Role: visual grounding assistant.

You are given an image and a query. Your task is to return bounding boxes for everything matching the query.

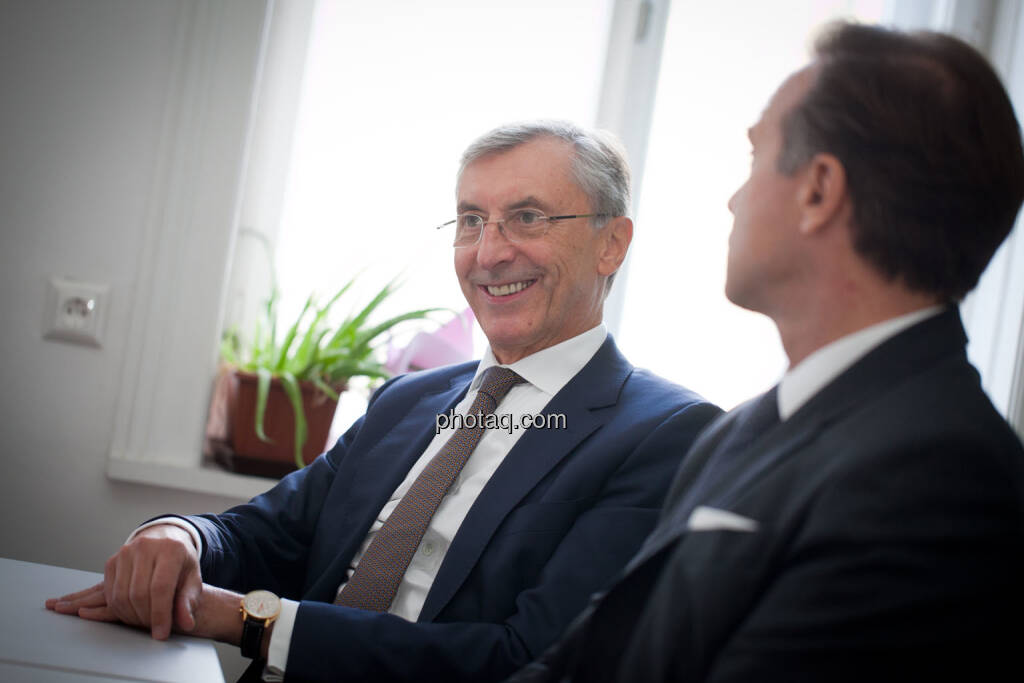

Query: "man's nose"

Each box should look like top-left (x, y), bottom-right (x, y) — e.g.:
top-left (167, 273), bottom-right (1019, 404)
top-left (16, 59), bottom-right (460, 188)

top-left (474, 221), bottom-right (516, 268)
top-left (727, 186), bottom-right (740, 214)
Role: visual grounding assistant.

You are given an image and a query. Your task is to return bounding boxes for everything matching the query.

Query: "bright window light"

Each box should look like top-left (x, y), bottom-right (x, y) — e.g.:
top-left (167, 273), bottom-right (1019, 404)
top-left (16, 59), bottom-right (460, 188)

top-left (618, 0), bottom-right (884, 409)
top-left (273, 0), bottom-right (614, 429)
top-left (274, 0), bottom-right (614, 342)
top-left (274, 0), bottom-right (885, 421)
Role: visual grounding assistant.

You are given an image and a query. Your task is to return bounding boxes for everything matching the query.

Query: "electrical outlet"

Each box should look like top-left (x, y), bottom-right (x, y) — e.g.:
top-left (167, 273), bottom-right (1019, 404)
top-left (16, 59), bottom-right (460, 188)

top-left (43, 276), bottom-right (109, 348)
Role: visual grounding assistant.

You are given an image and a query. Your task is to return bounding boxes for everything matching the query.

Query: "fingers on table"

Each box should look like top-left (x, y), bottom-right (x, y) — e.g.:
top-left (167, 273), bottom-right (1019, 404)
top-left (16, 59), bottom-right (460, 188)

top-left (149, 555), bottom-right (188, 639)
top-left (78, 604), bottom-right (118, 622)
top-left (105, 551), bottom-right (136, 626)
top-left (48, 534), bottom-right (201, 641)
top-left (105, 545), bottom-right (154, 628)
top-left (47, 583), bottom-right (106, 613)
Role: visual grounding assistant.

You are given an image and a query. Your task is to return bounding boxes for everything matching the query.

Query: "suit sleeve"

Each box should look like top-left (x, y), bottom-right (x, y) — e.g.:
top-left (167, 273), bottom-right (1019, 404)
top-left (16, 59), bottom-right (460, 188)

top-left (185, 419), bottom-right (355, 598)
top-left (185, 376), bottom-right (404, 598)
top-left (283, 400), bottom-right (722, 682)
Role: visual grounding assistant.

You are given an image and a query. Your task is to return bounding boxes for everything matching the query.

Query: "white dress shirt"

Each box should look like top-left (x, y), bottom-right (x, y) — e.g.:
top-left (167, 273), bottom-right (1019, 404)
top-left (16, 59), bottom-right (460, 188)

top-left (136, 324), bottom-right (607, 679)
top-left (777, 306), bottom-right (944, 420)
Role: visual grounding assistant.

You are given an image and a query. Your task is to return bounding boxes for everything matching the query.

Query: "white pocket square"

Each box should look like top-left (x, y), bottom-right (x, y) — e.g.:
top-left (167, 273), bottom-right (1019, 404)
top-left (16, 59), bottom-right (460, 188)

top-left (687, 505), bottom-right (760, 532)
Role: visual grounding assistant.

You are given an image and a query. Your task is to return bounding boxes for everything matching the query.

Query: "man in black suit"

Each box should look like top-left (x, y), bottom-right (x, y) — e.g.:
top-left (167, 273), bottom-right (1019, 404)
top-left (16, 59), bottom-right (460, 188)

top-left (511, 22), bottom-right (1024, 682)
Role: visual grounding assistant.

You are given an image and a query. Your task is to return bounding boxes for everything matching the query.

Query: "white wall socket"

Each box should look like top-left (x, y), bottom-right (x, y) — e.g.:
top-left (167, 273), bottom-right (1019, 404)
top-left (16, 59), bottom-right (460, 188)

top-left (43, 276), bottom-right (110, 348)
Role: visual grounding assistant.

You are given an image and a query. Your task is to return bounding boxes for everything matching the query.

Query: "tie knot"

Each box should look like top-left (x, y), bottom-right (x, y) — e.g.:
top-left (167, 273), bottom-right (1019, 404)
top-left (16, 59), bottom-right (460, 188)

top-left (477, 366), bottom-right (526, 405)
top-left (728, 386), bottom-right (779, 450)
top-left (749, 386), bottom-right (779, 424)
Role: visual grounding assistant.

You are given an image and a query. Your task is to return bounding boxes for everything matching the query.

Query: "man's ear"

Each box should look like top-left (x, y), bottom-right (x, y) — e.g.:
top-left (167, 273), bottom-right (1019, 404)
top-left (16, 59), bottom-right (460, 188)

top-left (597, 216), bottom-right (633, 277)
top-left (797, 153), bottom-right (847, 235)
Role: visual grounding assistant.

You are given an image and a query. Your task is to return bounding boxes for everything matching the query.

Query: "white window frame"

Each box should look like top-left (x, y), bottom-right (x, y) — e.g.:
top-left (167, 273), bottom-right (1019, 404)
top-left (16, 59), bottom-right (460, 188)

top-left (595, 0), bottom-right (673, 334)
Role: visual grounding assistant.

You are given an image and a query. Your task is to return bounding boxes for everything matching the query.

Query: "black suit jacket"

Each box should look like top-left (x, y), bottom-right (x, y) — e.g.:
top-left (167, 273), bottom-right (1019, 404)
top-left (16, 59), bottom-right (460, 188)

top-left (513, 309), bottom-right (1024, 682)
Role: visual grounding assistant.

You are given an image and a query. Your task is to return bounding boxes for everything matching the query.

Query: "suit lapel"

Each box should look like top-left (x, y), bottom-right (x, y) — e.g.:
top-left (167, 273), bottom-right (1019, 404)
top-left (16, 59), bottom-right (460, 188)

top-left (305, 369), bottom-right (474, 602)
top-left (635, 308), bottom-right (968, 564)
top-left (632, 400), bottom-right (763, 562)
top-left (418, 338), bottom-right (632, 621)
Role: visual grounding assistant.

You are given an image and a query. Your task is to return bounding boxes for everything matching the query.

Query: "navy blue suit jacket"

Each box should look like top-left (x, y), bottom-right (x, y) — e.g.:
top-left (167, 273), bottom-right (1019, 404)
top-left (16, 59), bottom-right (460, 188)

top-left (185, 336), bottom-right (721, 681)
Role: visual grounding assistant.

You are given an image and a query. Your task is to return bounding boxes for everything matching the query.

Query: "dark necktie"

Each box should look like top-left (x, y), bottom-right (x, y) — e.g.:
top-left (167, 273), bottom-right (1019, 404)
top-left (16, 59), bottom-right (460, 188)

top-left (716, 386), bottom-right (780, 455)
top-left (678, 386), bottom-right (780, 510)
top-left (335, 365), bottom-right (526, 612)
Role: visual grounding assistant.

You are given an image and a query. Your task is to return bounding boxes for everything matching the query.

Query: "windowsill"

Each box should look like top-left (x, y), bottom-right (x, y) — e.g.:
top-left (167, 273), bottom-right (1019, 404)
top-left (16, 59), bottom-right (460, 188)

top-left (106, 455), bottom-right (275, 501)
top-left (106, 387), bottom-right (370, 501)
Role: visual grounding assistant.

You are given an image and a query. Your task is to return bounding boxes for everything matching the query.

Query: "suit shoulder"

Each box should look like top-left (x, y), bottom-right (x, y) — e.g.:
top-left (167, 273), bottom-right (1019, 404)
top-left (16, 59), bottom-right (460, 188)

top-left (623, 367), bottom-right (719, 414)
top-left (829, 357), bottom-right (1022, 459)
top-left (809, 362), bottom-right (1024, 516)
top-left (370, 360), bottom-right (477, 400)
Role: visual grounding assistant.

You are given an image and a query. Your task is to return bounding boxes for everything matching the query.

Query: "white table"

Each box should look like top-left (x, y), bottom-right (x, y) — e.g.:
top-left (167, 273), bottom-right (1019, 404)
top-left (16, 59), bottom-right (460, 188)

top-left (0, 557), bottom-right (225, 682)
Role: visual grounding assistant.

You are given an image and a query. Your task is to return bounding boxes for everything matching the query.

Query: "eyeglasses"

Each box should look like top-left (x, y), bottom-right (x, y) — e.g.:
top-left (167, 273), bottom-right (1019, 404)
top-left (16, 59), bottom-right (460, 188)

top-left (435, 209), bottom-right (610, 247)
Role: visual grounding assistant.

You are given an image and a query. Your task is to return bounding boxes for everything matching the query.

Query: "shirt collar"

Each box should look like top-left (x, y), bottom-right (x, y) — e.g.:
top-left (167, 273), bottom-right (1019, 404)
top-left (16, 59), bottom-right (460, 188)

top-left (777, 305), bottom-right (945, 420)
top-left (473, 324), bottom-right (608, 397)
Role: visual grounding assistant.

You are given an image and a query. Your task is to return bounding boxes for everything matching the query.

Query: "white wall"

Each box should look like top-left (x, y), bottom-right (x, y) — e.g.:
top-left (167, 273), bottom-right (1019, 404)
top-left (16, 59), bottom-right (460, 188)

top-left (0, 2), bottom-right (267, 675)
top-left (0, 0), bottom-right (265, 566)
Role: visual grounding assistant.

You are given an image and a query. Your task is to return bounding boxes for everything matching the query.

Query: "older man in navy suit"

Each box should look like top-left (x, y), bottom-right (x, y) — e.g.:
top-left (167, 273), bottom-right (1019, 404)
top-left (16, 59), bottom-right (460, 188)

top-left (48, 121), bottom-right (720, 681)
top-left (511, 23), bottom-right (1024, 683)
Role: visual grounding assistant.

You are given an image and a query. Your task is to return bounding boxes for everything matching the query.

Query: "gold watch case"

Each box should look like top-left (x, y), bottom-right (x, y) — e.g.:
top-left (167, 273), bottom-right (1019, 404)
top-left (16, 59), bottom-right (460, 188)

top-left (241, 589), bottom-right (281, 622)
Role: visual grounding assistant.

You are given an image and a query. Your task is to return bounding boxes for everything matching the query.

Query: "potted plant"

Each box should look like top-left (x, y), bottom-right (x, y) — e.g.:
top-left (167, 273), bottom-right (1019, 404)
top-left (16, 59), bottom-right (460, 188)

top-left (211, 277), bottom-right (440, 477)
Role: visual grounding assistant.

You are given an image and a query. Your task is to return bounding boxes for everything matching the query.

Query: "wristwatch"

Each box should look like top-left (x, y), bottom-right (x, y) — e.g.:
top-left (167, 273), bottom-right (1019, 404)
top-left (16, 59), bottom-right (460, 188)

top-left (239, 589), bottom-right (281, 659)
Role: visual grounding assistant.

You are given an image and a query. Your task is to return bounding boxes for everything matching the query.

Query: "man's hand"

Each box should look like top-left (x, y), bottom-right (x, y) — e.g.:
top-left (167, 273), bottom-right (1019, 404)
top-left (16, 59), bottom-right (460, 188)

top-left (45, 524), bottom-right (202, 640)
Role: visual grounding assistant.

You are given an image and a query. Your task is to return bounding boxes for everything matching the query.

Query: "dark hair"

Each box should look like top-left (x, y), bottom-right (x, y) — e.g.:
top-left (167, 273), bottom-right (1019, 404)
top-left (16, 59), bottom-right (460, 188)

top-left (778, 22), bottom-right (1024, 301)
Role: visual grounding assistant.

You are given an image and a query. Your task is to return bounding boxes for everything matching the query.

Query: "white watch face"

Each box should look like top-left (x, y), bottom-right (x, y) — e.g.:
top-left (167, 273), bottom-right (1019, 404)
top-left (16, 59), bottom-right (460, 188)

top-left (243, 590), bottom-right (281, 620)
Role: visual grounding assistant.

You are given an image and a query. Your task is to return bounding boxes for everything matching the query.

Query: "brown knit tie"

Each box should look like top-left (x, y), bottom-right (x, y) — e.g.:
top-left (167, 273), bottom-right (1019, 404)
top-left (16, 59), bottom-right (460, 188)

top-left (335, 365), bottom-right (526, 612)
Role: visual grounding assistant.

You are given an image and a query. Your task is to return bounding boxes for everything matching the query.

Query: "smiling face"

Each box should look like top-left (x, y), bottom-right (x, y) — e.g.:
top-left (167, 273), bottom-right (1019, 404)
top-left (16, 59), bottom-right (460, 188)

top-left (726, 67), bottom-right (816, 315)
top-left (454, 136), bottom-right (626, 364)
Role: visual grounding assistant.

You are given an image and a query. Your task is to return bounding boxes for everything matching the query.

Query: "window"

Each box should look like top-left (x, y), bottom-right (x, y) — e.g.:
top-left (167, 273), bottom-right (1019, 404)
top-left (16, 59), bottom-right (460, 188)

top-left (108, 0), bottom-right (1024, 497)
top-left (268, 0), bottom-right (616, 430)
top-left (272, 0), bottom-right (887, 415)
top-left (272, 0), bottom-right (614, 326)
top-left (617, 0), bottom-right (885, 408)
top-left (273, 0), bottom-right (1023, 419)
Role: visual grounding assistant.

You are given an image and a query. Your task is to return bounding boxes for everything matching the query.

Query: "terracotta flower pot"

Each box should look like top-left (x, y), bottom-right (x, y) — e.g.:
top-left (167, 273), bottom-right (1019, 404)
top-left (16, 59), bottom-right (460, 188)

top-left (209, 368), bottom-right (345, 478)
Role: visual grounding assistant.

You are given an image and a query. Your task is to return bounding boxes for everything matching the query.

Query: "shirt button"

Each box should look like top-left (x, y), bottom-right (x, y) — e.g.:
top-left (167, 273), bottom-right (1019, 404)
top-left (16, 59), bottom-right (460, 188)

top-left (422, 542), bottom-right (435, 556)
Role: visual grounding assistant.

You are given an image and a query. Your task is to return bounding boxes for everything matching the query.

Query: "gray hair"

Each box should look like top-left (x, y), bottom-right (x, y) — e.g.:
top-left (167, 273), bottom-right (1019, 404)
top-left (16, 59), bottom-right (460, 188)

top-left (458, 120), bottom-right (632, 228)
